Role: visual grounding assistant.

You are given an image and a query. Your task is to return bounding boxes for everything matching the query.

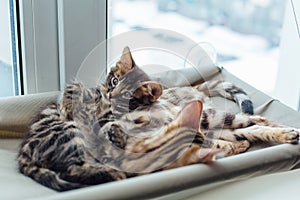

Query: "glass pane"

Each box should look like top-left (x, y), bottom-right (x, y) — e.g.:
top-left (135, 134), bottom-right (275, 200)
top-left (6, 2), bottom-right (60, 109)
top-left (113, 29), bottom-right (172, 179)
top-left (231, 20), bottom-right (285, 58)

top-left (108, 0), bottom-right (287, 96)
top-left (298, 94), bottom-right (300, 112)
top-left (0, 0), bottom-right (20, 97)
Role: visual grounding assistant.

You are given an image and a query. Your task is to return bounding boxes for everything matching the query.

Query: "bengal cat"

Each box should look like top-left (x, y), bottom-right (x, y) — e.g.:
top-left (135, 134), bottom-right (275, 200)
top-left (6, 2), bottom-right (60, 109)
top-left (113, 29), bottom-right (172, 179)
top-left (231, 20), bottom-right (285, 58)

top-left (18, 47), bottom-right (299, 192)
top-left (17, 48), bottom-right (220, 191)
top-left (105, 47), bottom-right (299, 156)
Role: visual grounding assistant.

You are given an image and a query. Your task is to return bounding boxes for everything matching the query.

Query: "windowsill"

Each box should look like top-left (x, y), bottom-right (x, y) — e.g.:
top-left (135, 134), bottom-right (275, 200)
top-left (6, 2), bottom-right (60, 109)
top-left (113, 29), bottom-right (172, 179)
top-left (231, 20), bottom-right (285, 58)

top-left (186, 169), bottom-right (300, 200)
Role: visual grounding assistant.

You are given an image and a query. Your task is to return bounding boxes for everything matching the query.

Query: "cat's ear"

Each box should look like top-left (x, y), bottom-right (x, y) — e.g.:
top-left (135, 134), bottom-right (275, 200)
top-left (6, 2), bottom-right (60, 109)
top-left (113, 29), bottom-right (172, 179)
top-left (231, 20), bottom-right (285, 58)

top-left (177, 100), bottom-right (203, 130)
top-left (143, 81), bottom-right (162, 102)
top-left (119, 46), bottom-right (135, 71)
top-left (133, 81), bottom-right (163, 103)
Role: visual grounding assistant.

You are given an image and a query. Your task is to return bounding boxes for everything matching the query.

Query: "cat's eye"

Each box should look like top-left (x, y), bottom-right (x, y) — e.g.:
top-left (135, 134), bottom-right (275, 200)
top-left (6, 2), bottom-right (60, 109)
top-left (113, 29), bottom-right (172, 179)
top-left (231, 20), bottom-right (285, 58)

top-left (134, 116), bottom-right (145, 124)
top-left (122, 91), bottom-right (132, 99)
top-left (111, 77), bottom-right (119, 87)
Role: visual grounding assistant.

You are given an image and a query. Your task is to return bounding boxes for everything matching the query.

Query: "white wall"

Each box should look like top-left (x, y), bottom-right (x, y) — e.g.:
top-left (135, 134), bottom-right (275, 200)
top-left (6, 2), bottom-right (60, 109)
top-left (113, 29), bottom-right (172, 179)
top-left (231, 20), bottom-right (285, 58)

top-left (0, 0), bottom-right (12, 64)
top-left (275, 0), bottom-right (300, 110)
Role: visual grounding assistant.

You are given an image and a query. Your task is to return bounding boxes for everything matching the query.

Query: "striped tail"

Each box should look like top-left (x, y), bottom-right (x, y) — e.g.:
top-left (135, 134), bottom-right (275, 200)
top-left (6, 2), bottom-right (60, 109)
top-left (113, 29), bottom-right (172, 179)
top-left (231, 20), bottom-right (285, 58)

top-left (18, 158), bottom-right (84, 191)
top-left (18, 148), bottom-right (126, 191)
top-left (195, 80), bottom-right (254, 115)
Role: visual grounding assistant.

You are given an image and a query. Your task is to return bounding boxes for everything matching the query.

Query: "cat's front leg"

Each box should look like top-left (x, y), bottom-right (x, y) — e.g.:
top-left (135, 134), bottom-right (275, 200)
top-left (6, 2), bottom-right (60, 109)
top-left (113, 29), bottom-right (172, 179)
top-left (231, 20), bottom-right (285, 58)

top-left (202, 136), bottom-right (250, 156)
top-left (60, 82), bottom-right (85, 120)
top-left (95, 122), bottom-right (128, 149)
top-left (263, 127), bottom-right (300, 144)
top-left (248, 115), bottom-right (286, 127)
top-left (214, 125), bottom-right (299, 144)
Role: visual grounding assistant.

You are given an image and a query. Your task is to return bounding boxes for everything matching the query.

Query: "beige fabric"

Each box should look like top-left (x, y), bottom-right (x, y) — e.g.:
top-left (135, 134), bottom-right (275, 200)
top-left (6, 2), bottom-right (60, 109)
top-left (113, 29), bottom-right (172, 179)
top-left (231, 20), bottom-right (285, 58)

top-left (0, 66), bottom-right (300, 199)
top-left (0, 130), bottom-right (24, 138)
top-left (0, 91), bottom-right (60, 137)
top-left (185, 169), bottom-right (300, 200)
top-left (151, 65), bottom-right (221, 88)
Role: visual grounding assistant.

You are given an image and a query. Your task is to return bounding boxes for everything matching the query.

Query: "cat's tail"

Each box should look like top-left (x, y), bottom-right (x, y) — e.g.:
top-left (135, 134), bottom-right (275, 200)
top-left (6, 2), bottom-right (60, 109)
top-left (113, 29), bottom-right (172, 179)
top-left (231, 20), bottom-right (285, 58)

top-left (18, 151), bottom-right (126, 191)
top-left (18, 155), bottom-right (85, 191)
top-left (195, 80), bottom-right (254, 115)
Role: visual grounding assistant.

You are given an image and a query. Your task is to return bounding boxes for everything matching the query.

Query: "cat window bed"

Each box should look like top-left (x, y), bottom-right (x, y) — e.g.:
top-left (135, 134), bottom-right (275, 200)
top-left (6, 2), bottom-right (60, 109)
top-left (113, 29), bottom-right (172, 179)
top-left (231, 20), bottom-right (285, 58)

top-left (0, 62), bottom-right (300, 200)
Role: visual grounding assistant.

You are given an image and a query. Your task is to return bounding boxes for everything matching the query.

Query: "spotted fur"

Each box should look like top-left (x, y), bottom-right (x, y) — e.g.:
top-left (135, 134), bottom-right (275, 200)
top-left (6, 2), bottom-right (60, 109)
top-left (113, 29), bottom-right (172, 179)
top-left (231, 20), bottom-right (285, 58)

top-left (105, 47), bottom-right (299, 157)
top-left (18, 46), bottom-right (299, 192)
top-left (18, 48), bottom-right (213, 191)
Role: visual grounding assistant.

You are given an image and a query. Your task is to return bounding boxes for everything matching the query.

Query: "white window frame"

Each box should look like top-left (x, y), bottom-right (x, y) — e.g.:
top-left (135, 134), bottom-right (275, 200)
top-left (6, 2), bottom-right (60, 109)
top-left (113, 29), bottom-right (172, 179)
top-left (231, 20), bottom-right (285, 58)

top-left (17, 0), bottom-right (300, 112)
top-left (274, 0), bottom-right (300, 111)
top-left (19, 0), bottom-right (107, 94)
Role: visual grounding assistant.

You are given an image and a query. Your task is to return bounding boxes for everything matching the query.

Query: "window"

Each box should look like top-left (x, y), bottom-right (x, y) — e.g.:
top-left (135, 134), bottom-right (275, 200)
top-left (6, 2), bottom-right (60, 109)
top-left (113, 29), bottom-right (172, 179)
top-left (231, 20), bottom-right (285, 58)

top-left (0, 0), bottom-right (21, 97)
top-left (14, 0), bottom-right (299, 110)
top-left (108, 0), bottom-right (287, 98)
top-left (19, 0), bottom-right (106, 93)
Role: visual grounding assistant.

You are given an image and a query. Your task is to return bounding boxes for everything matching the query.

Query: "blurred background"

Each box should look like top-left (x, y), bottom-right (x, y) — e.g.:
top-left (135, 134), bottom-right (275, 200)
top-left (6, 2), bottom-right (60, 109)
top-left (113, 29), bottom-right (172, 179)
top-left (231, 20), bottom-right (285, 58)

top-left (1, 0), bottom-right (298, 110)
top-left (108, 0), bottom-right (287, 96)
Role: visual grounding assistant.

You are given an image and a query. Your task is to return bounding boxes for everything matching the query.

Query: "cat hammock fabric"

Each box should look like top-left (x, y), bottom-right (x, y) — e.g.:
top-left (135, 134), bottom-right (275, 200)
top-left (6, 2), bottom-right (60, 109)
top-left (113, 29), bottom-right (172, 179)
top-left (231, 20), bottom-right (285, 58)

top-left (0, 63), bottom-right (300, 200)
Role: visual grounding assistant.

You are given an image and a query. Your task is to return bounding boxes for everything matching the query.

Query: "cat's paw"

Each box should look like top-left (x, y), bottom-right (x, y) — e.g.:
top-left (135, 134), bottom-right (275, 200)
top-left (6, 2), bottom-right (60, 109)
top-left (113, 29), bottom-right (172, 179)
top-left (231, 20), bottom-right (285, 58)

top-left (277, 129), bottom-right (299, 144)
top-left (106, 124), bottom-right (128, 149)
top-left (212, 140), bottom-right (250, 157)
top-left (222, 140), bottom-right (250, 157)
top-left (235, 140), bottom-right (251, 153)
top-left (196, 148), bottom-right (223, 163)
top-left (61, 82), bottom-right (85, 120)
top-left (96, 122), bottom-right (128, 149)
